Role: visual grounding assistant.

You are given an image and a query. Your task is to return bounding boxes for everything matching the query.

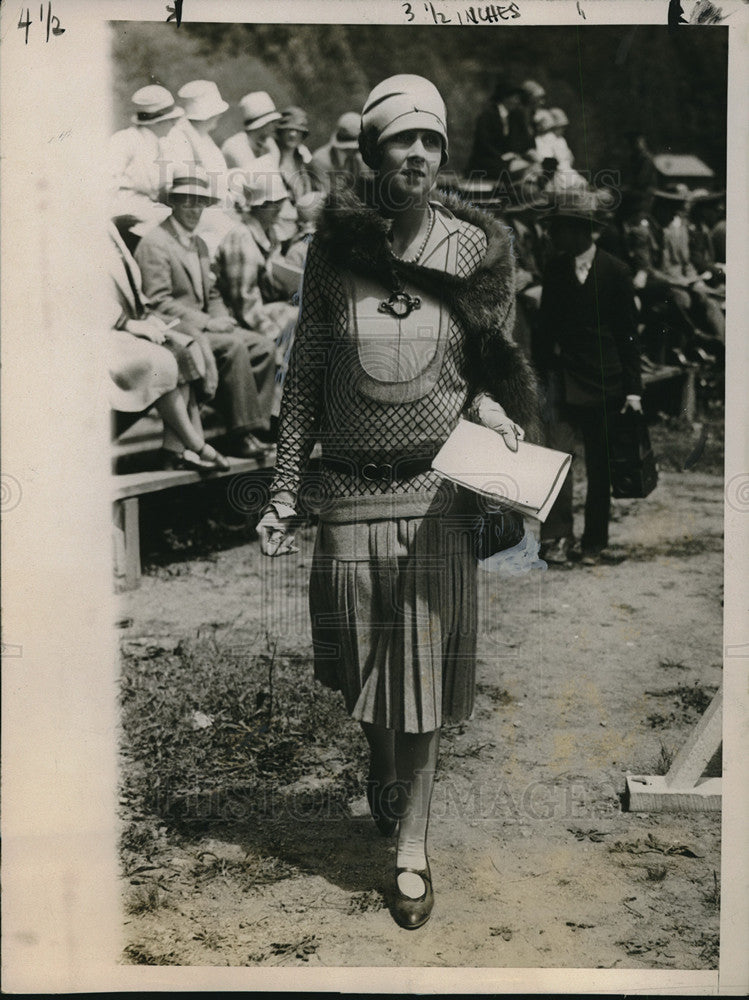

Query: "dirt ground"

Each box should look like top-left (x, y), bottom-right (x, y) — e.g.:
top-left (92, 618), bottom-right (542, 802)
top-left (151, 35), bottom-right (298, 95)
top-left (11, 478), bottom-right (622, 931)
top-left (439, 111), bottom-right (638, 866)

top-left (118, 425), bottom-right (723, 970)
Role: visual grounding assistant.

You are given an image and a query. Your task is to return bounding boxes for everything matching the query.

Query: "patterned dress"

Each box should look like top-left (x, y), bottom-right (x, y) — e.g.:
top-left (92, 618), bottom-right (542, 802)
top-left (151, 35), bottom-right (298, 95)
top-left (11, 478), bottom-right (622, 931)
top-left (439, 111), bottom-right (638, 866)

top-left (269, 203), bottom-right (490, 733)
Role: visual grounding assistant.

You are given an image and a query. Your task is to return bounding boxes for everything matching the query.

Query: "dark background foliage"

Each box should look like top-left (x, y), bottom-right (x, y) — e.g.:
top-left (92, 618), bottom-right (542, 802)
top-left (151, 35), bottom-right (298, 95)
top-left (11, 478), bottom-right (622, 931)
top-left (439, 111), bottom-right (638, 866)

top-left (111, 22), bottom-right (727, 184)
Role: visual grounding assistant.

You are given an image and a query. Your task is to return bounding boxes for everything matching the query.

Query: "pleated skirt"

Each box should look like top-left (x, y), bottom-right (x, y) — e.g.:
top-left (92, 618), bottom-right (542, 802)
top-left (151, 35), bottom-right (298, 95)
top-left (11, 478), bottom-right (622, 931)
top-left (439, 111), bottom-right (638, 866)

top-left (309, 511), bottom-right (478, 733)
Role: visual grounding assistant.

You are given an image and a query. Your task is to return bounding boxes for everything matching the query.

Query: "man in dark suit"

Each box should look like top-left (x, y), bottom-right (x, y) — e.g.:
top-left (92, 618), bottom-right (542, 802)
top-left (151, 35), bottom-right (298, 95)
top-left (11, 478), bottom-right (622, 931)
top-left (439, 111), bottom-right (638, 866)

top-left (135, 167), bottom-right (276, 457)
top-left (533, 191), bottom-right (643, 565)
top-left (467, 78), bottom-right (534, 179)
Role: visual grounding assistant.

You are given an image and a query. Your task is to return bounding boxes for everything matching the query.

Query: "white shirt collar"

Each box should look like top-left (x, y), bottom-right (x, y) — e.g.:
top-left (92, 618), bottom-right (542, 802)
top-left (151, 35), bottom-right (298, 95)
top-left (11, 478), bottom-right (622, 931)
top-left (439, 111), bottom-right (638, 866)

top-left (171, 216), bottom-right (198, 250)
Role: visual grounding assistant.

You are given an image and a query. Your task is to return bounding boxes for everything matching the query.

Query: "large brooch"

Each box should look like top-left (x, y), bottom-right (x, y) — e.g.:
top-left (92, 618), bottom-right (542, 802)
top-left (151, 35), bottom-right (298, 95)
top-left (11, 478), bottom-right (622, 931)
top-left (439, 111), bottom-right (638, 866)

top-left (378, 290), bottom-right (422, 320)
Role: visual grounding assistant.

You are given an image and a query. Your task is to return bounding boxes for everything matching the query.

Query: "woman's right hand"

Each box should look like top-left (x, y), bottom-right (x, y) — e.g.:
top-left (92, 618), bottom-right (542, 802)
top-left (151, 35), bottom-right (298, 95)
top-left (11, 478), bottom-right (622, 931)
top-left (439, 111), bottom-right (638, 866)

top-left (257, 507), bottom-right (298, 557)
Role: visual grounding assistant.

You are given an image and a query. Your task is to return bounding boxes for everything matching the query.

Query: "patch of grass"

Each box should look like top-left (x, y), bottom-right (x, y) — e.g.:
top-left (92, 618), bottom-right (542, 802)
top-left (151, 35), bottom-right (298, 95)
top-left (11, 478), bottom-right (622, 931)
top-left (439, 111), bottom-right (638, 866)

top-left (122, 943), bottom-right (178, 965)
top-left (125, 885), bottom-right (167, 916)
top-left (645, 863), bottom-right (668, 882)
top-left (645, 682), bottom-right (719, 732)
top-left (702, 870), bottom-right (721, 910)
top-left (658, 658), bottom-right (689, 671)
top-left (475, 683), bottom-right (514, 706)
top-left (696, 930), bottom-right (720, 966)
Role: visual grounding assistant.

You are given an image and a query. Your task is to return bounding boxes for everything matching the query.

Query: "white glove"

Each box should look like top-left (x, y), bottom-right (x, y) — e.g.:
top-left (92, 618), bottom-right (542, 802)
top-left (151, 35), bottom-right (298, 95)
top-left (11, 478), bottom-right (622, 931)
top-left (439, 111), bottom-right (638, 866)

top-left (257, 503), bottom-right (298, 556)
top-left (474, 394), bottom-right (526, 452)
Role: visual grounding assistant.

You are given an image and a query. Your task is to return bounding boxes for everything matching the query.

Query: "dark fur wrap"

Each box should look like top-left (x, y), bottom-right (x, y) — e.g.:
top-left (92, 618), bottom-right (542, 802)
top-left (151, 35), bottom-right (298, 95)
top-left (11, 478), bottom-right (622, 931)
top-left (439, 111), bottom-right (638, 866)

top-left (315, 187), bottom-right (542, 441)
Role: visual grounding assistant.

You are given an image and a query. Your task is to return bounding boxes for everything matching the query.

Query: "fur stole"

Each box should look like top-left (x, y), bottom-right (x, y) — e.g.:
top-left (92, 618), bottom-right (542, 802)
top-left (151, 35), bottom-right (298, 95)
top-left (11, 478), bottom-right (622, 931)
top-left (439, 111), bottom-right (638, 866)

top-left (315, 187), bottom-right (541, 441)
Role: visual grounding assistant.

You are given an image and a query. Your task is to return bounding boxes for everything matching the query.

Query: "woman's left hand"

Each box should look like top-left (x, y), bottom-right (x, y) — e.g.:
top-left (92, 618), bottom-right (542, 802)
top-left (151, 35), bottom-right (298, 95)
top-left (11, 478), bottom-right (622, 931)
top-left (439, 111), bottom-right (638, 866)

top-left (474, 395), bottom-right (526, 452)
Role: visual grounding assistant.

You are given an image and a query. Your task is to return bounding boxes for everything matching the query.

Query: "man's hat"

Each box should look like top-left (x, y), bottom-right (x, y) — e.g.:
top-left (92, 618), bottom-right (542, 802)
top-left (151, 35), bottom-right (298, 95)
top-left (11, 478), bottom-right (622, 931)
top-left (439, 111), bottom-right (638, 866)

top-left (167, 165), bottom-right (220, 201)
top-left (542, 187), bottom-right (609, 224)
top-left (130, 85), bottom-right (184, 125)
top-left (178, 80), bottom-right (229, 121)
top-left (520, 79), bottom-right (546, 101)
top-left (240, 91), bottom-right (282, 131)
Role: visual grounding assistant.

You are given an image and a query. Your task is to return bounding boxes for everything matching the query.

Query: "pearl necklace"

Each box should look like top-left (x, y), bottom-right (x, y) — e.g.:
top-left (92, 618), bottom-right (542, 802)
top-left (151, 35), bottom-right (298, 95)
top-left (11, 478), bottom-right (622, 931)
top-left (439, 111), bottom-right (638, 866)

top-left (392, 206), bottom-right (435, 265)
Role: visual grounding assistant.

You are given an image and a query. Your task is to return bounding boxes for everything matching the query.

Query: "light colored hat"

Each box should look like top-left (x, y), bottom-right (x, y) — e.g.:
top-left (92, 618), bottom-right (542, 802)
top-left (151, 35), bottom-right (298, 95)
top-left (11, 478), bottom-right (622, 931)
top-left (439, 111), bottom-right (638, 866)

top-left (178, 80), bottom-right (229, 121)
top-left (278, 106), bottom-right (309, 133)
top-left (167, 165), bottom-right (220, 201)
top-left (549, 107), bottom-right (569, 128)
top-left (243, 171), bottom-right (288, 206)
top-left (240, 91), bottom-right (282, 130)
top-left (130, 85), bottom-right (183, 125)
top-left (331, 112), bottom-right (361, 149)
top-left (533, 109), bottom-right (555, 134)
top-left (360, 75), bottom-right (448, 166)
top-left (544, 187), bottom-right (607, 223)
top-left (520, 79), bottom-right (546, 101)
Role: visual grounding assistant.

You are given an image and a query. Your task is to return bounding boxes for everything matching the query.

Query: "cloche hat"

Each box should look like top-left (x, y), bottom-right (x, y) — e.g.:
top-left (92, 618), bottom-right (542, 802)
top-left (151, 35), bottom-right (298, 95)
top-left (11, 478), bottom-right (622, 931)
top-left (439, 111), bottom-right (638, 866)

top-left (178, 80), bottom-right (229, 121)
top-left (331, 112), bottom-right (361, 150)
top-left (240, 91), bottom-right (282, 131)
top-left (243, 171), bottom-right (288, 207)
top-left (360, 75), bottom-right (448, 167)
top-left (130, 85), bottom-right (183, 125)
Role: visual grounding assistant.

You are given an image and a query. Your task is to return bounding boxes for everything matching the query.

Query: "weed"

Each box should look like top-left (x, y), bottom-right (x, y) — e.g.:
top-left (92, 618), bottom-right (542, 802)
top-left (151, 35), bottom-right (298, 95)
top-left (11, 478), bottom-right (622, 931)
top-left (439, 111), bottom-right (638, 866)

top-left (125, 885), bottom-right (164, 915)
top-left (122, 942), bottom-right (177, 965)
top-left (702, 870), bottom-right (720, 909)
top-left (645, 864), bottom-right (668, 882)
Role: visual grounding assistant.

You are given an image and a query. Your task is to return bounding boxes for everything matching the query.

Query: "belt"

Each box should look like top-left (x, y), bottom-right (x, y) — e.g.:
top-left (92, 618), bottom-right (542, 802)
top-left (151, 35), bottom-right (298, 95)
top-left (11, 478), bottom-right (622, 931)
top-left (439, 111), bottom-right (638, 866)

top-left (321, 454), bottom-right (436, 483)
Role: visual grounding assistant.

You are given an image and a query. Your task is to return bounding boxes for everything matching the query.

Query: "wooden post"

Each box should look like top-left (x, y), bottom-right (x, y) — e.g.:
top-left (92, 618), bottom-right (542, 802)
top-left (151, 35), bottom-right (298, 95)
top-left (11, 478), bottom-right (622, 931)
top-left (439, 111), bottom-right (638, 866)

top-left (626, 684), bottom-right (722, 812)
top-left (681, 367), bottom-right (696, 422)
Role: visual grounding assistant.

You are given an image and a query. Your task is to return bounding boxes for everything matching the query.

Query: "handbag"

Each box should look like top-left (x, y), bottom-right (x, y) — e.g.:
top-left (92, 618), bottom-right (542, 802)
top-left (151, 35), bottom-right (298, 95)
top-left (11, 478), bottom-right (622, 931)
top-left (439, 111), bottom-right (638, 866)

top-left (608, 410), bottom-right (658, 499)
top-left (465, 489), bottom-right (526, 560)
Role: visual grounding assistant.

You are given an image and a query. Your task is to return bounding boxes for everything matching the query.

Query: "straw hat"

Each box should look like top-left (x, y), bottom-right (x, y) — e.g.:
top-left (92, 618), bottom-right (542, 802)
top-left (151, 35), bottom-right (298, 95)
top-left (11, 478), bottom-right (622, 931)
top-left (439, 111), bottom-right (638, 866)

top-left (178, 80), bottom-right (229, 121)
top-left (520, 79), bottom-right (546, 101)
top-left (130, 85), bottom-right (183, 125)
top-left (167, 165), bottom-right (220, 201)
top-left (239, 91), bottom-right (282, 131)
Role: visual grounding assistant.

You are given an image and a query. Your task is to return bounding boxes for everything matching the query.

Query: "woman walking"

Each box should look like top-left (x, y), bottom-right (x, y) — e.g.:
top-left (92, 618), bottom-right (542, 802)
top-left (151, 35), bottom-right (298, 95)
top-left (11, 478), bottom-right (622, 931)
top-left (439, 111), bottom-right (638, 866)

top-left (258, 76), bottom-right (538, 929)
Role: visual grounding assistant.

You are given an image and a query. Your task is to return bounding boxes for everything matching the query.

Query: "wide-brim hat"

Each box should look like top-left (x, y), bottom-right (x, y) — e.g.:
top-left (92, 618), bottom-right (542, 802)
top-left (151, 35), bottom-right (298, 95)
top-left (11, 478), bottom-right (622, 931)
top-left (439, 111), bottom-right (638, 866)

top-left (178, 79), bottom-right (229, 121)
top-left (167, 166), bottom-right (221, 202)
top-left (240, 91), bottom-right (282, 131)
top-left (520, 79), bottom-right (546, 101)
top-left (360, 75), bottom-right (448, 167)
top-left (653, 183), bottom-right (692, 202)
top-left (130, 85), bottom-right (184, 125)
top-left (278, 105), bottom-right (309, 134)
top-left (541, 188), bottom-right (610, 224)
top-left (331, 112), bottom-right (361, 149)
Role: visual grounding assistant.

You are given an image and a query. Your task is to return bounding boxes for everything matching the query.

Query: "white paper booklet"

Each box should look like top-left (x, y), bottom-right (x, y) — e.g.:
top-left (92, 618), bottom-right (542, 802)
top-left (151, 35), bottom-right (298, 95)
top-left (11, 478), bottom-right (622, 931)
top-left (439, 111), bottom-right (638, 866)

top-left (432, 419), bottom-right (573, 522)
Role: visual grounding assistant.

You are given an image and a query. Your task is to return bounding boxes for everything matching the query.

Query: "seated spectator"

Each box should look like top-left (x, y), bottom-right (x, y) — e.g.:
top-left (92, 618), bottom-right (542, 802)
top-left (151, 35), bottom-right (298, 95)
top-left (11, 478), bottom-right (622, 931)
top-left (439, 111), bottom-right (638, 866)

top-left (222, 91), bottom-right (281, 174)
top-left (310, 112), bottom-right (372, 194)
top-left (107, 222), bottom-right (229, 471)
top-left (163, 79), bottom-right (239, 257)
top-left (277, 106), bottom-right (326, 204)
top-left (135, 167), bottom-right (276, 458)
top-left (466, 77), bottom-right (531, 178)
top-left (214, 172), bottom-right (300, 338)
top-left (529, 109), bottom-right (557, 163)
top-left (688, 189), bottom-right (726, 281)
top-left (548, 108), bottom-right (575, 170)
top-left (652, 186), bottom-right (725, 347)
top-left (108, 85), bottom-right (182, 233)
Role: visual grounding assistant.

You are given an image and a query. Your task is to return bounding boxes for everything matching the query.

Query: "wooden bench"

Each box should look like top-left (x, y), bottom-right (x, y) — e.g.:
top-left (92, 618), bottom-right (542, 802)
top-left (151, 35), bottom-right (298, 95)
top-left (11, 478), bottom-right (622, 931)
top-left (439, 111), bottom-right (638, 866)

top-left (642, 363), bottom-right (696, 421)
top-left (112, 450), bottom-right (276, 591)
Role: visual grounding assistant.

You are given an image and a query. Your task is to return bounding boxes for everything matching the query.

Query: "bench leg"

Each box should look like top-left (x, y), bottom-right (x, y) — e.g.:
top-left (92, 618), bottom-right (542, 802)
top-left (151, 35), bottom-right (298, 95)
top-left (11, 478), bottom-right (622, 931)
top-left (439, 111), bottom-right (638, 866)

top-left (113, 498), bottom-right (141, 590)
